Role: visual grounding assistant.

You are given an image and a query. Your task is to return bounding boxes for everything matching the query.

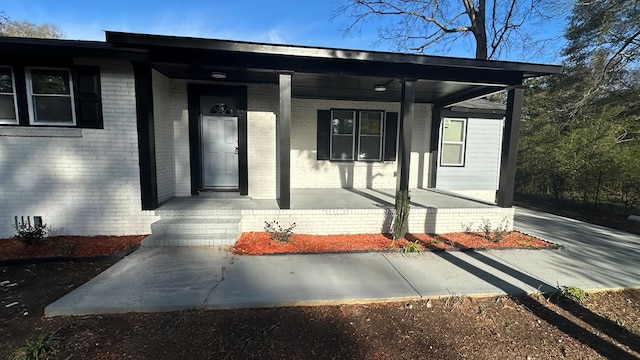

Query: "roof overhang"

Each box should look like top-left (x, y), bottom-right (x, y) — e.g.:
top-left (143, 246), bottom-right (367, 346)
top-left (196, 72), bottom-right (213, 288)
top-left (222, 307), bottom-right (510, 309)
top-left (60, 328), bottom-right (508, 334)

top-left (106, 32), bottom-right (561, 106)
top-left (0, 36), bottom-right (148, 61)
top-left (1, 32), bottom-right (562, 107)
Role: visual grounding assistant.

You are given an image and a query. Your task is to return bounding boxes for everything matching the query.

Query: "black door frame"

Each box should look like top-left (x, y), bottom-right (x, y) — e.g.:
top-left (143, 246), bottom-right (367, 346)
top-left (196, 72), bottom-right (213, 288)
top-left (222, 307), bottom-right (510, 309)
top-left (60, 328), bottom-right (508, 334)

top-left (187, 84), bottom-right (248, 196)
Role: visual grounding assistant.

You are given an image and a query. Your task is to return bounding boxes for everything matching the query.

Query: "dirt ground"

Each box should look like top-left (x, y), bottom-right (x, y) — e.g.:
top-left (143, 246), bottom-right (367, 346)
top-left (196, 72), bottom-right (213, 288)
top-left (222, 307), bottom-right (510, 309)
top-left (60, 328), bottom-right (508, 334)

top-left (1, 258), bottom-right (639, 359)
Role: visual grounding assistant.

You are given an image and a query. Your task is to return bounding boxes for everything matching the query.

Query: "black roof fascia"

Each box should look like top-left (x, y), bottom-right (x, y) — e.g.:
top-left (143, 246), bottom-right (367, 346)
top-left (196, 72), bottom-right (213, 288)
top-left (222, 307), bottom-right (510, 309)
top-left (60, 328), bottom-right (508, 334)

top-left (145, 48), bottom-right (525, 86)
top-left (0, 36), bottom-right (148, 61)
top-left (105, 31), bottom-right (562, 78)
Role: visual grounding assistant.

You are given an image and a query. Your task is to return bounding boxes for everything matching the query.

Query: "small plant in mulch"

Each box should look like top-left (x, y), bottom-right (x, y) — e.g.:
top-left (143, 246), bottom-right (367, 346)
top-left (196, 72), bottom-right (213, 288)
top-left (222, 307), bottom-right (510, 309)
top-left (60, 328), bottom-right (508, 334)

top-left (264, 221), bottom-right (297, 243)
top-left (10, 330), bottom-right (60, 360)
top-left (478, 217), bottom-right (511, 243)
top-left (402, 240), bottom-right (424, 254)
top-left (14, 222), bottom-right (48, 246)
top-left (443, 292), bottom-right (467, 309)
top-left (430, 235), bottom-right (443, 246)
top-left (561, 285), bottom-right (588, 304)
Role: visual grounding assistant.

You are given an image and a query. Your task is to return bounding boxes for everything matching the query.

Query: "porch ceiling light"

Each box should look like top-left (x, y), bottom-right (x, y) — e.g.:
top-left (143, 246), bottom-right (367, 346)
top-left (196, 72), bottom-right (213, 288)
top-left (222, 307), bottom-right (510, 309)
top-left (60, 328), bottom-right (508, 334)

top-left (210, 71), bottom-right (227, 79)
top-left (374, 84), bottom-right (387, 92)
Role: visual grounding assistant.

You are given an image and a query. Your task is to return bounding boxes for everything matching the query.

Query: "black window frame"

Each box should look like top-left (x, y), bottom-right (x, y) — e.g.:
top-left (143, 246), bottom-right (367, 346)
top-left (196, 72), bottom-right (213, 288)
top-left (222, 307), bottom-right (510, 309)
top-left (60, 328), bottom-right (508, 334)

top-left (26, 67), bottom-right (76, 126)
top-left (0, 64), bottom-right (103, 129)
top-left (0, 66), bottom-right (19, 125)
top-left (317, 108), bottom-right (398, 162)
top-left (357, 110), bottom-right (384, 161)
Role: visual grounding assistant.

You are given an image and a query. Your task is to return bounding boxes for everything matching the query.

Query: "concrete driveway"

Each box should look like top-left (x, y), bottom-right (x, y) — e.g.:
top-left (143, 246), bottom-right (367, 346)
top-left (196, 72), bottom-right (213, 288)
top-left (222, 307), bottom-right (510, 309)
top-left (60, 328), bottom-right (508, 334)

top-left (45, 207), bottom-right (640, 316)
top-left (508, 206), bottom-right (640, 290)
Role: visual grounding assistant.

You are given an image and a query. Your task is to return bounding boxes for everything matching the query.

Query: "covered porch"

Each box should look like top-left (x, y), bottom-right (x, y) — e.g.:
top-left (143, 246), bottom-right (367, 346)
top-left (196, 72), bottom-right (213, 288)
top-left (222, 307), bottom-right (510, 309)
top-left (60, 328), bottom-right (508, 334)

top-left (105, 32), bottom-right (562, 216)
top-left (159, 188), bottom-right (498, 211)
top-left (144, 188), bottom-right (513, 246)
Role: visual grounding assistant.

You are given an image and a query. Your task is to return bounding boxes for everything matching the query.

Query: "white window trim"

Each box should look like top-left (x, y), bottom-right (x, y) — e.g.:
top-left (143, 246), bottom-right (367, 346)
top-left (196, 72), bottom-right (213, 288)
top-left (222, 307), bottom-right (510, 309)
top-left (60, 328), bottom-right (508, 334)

top-left (439, 117), bottom-right (467, 167)
top-left (0, 66), bottom-right (19, 125)
top-left (357, 110), bottom-right (383, 161)
top-left (26, 67), bottom-right (76, 126)
top-left (329, 109), bottom-right (356, 161)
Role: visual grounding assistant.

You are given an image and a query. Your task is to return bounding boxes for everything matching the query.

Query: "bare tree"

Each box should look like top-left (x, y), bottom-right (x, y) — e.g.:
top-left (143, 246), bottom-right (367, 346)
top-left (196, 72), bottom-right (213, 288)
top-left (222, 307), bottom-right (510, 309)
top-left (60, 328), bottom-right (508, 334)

top-left (0, 14), bottom-right (63, 39)
top-left (335, 0), bottom-right (562, 60)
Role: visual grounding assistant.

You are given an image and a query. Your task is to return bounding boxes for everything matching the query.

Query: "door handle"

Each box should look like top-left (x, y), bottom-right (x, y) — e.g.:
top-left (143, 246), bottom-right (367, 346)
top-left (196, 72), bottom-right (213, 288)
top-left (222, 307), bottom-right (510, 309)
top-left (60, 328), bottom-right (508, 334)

top-left (235, 147), bottom-right (239, 154)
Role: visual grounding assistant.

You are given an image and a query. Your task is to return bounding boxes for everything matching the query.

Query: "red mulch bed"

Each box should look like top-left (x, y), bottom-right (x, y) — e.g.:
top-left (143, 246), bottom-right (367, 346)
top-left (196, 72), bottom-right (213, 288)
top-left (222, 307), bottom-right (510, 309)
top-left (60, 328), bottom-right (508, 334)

top-left (0, 235), bottom-right (147, 260)
top-left (231, 231), bottom-right (556, 255)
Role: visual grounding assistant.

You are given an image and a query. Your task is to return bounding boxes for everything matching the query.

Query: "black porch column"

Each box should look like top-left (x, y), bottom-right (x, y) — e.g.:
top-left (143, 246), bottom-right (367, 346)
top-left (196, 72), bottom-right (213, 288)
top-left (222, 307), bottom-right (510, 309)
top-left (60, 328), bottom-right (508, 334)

top-left (278, 72), bottom-right (292, 209)
top-left (497, 86), bottom-right (524, 208)
top-left (428, 107), bottom-right (442, 188)
top-left (395, 79), bottom-right (417, 199)
top-left (132, 61), bottom-right (158, 210)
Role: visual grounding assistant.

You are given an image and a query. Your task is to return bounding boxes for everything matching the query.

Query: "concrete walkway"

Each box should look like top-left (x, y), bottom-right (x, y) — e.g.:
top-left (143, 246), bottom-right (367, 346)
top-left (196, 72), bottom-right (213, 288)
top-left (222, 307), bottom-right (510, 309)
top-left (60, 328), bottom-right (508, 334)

top-left (45, 207), bottom-right (640, 316)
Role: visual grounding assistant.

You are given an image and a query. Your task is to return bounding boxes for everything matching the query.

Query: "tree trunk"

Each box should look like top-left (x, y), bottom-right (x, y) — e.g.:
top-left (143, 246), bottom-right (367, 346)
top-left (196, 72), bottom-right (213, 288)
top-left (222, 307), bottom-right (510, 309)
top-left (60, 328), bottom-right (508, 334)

top-left (467, 0), bottom-right (488, 60)
top-left (473, 0), bottom-right (488, 60)
top-left (594, 170), bottom-right (602, 207)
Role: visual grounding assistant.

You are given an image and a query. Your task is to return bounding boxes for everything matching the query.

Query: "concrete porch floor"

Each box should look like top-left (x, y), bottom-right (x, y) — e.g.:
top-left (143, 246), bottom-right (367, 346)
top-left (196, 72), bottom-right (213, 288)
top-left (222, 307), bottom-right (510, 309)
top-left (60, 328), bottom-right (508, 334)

top-left (150, 188), bottom-right (509, 240)
top-left (158, 188), bottom-right (497, 211)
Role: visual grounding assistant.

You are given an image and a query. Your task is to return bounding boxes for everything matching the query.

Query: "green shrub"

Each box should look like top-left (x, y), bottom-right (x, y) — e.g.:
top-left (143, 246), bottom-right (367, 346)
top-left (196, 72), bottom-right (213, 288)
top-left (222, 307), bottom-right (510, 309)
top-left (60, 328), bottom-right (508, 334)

top-left (477, 217), bottom-right (510, 243)
top-left (402, 240), bottom-right (424, 254)
top-left (14, 222), bottom-right (48, 246)
top-left (10, 331), bottom-right (59, 360)
top-left (562, 286), bottom-right (588, 303)
top-left (264, 221), bottom-right (296, 242)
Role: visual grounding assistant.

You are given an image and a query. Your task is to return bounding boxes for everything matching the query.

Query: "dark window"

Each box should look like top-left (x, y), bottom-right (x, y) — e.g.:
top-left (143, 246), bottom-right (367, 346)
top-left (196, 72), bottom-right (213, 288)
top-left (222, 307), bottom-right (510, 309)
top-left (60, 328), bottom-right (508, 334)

top-left (330, 110), bottom-right (356, 160)
top-left (358, 111), bottom-right (383, 161)
top-left (0, 65), bottom-right (102, 128)
top-left (0, 67), bottom-right (18, 124)
top-left (27, 68), bottom-right (75, 125)
top-left (317, 109), bottom-right (398, 162)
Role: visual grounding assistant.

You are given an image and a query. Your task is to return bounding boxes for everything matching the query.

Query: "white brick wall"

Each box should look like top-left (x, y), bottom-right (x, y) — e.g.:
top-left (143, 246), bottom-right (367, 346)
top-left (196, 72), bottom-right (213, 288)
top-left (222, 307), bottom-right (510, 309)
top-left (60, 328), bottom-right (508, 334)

top-left (152, 70), bottom-right (175, 203)
top-left (170, 80), bottom-right (191, 197)
top-left (167, 84), bottom-right (434, 200)
top-left (247, 84), bottom-right (278, 199)
top-left (239, 207), bottom-right (514, 235)
top-left (290, 99), bottom-right (432, 190)
top-left (447, 190), bottom-right (497, 203)
top-left (0, 60), bottom-right (158, 237)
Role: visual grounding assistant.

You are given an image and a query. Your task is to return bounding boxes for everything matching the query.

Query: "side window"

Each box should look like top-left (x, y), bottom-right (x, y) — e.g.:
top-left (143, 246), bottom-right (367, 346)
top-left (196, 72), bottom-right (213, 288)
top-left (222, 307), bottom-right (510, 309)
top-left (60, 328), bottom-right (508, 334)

top-left (330, 109), bottom-right (355, 160)
top-left (440, 118), bottom-right (467, 166)
top-left (26, 68), bottom-right (76, 125)
top-left (0, 67), bottom-right (19, 124)
top-left (358, 110), bottom-right (383, 161)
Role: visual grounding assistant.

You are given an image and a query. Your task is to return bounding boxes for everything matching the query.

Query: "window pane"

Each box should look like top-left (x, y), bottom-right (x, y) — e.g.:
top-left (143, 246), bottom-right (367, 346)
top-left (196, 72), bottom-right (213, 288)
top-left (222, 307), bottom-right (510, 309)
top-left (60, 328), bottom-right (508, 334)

top-left (31, 69), bottom-right (71, 94)
top-left (443, 119), bottom-right (465, 141)
top-left (360, 111), bottom-right (382, 135)
top-left (441, 143), bottom-right (464, 165)
top-left (331, 135), bottom-right (353, 160)
top-left (0, 94), bottom-right (16, 120)
top-left (0, 69), bottom-right (13, 93)
top-left (33, 96), bottom-right (73, 122)
top-left (331, 110), bottom-right (354, 135)
top-left (359, 137), bottom-right (381, 160)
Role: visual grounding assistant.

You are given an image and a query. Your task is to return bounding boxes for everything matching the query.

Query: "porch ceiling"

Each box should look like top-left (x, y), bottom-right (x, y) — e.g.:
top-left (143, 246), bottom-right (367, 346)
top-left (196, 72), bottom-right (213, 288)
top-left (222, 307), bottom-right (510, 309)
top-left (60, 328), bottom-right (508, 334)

top-left (151, 64), bottom-right (499, 104)
top-left (106, 31), bottom-right (562, 106)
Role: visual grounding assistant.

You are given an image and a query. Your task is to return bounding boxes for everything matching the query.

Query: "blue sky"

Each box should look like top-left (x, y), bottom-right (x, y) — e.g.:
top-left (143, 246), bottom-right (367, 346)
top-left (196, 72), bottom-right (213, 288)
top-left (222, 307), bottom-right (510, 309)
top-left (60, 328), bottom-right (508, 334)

top-left (3, 0), bottom-right (566, 62)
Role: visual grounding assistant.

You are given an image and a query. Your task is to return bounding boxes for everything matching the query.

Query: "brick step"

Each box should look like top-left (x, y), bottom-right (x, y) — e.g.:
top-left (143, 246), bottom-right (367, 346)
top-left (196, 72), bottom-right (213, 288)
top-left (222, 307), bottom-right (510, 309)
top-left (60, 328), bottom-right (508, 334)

top-left (142, 233), bottom-right (237, 247)
top-left (155, 209), bottom-right (243, 217)
top-left (145, 214), bottom-right (241, 247)
top-left (151, 217), bottom-right (240, 236)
